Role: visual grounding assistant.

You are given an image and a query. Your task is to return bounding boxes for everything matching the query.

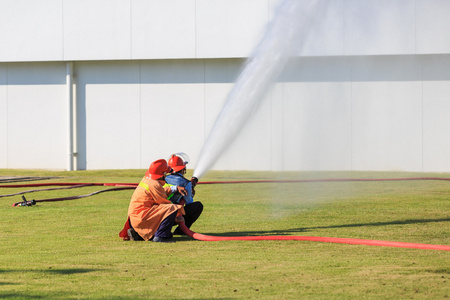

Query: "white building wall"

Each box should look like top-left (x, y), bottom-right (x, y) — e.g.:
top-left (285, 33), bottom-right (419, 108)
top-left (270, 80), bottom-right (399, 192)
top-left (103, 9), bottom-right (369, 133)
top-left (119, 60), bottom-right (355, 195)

top-left (2, 0), bottom-right (450, 62)
top-left (0, 65), bottom-right (7, 167)
top-left (343, 0), bottom-right (416, 56)
top-left (422, 56), bottom-right (450, 172)
top-left (131, 0), bottom-right (197, 59)
top-left (63, 0), bottom-right (132, 61)
top-left (350, 56), bottom-right (423, 171)
top-left (0, 63), bottom-right (67, 169)
top-left (0, 0), bottom-right (450, 173)
top-left (0, 0), bottom-right (64, 61)
top-left (416, 0), bottom-right (450, 54)
top-left (280, 57), bottom-right (353, 171)
top-left (1, 55), bottom-right (450, 172)
top-left (75, 61), bottom-right (141, 169)
top-left (139, 60), bottom-right (206, 169)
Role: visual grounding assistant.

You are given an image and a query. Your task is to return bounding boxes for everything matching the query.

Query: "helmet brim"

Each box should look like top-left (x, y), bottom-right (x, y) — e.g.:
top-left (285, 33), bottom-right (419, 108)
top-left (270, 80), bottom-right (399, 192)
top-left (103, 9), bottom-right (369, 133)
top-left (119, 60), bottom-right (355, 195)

top-left (171, 165), bottom-right (186, 173)
top-left (145, 166), bottom-right (173, 180)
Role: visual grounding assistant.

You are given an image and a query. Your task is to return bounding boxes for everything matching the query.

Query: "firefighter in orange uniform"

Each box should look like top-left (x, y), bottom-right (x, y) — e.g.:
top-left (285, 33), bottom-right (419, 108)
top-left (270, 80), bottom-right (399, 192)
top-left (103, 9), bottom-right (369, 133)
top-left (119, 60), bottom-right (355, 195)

top-left (121, 159), bottom-right (186, 243)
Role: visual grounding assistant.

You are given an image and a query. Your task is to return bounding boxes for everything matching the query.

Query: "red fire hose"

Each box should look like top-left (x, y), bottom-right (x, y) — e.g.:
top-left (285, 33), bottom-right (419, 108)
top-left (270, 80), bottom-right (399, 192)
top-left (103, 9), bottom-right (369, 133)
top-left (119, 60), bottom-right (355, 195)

top-left (3, 177), bottom-right (450, 205)
top-left (177, 222), bottom-right (450, 251)
top-left (2, 176), bottom-right (450, 190)
top-left (3, 178), bottom-right (450, 250)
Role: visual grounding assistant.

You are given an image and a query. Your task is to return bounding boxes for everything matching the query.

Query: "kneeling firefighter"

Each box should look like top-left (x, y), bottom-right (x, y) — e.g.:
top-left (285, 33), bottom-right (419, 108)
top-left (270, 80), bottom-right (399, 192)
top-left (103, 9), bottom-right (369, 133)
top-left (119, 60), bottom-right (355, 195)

top-left (165, 153), bottom-right (203, 235)
top-left (119, 159), bottom-right (187, 243)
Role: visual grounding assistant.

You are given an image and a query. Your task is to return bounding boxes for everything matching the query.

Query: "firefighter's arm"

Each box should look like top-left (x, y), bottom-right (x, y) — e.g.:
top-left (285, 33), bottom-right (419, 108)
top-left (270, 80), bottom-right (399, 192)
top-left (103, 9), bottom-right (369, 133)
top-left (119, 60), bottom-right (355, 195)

top-left (163, 185), bottom-right (187, 197)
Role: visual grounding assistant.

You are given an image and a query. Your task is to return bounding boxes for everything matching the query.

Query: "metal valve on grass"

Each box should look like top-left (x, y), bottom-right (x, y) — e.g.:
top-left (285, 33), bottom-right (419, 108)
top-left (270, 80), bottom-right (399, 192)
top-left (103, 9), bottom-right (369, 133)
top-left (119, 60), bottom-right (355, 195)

top-left (13, 195), bottom-right (36, 207)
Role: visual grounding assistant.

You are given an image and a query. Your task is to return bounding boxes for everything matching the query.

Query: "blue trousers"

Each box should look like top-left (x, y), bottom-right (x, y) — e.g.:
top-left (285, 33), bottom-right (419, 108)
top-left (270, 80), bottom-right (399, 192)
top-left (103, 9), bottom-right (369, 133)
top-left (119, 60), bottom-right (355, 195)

top-left (154, 211), bottom-right (177, 239)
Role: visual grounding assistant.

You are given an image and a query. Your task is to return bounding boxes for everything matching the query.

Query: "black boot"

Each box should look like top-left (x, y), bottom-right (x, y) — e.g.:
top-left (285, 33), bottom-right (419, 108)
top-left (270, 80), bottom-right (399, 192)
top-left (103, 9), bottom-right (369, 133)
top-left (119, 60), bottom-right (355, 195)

top-left (127, 228), bottom-right (144, 241)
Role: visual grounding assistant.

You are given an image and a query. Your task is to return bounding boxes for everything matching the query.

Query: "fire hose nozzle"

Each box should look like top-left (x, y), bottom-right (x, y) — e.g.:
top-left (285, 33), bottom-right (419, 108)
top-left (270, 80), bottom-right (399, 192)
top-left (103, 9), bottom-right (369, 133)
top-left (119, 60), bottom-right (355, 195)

top-left (13, 196), bottom-right (36, 207)
top-left (191, 177), bottom-right (198, 187)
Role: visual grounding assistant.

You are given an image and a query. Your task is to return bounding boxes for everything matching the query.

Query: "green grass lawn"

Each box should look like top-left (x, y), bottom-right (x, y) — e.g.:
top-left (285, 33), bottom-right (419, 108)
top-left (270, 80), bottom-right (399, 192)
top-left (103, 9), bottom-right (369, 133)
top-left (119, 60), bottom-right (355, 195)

top-left (0, 169), bottom-right (449, 299)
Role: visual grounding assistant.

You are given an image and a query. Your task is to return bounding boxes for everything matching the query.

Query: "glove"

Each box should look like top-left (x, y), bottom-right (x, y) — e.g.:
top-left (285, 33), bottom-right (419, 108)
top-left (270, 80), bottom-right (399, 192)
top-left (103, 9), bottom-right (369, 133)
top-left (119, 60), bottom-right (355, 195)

top-left (177, 186), bottom-right (187, 196)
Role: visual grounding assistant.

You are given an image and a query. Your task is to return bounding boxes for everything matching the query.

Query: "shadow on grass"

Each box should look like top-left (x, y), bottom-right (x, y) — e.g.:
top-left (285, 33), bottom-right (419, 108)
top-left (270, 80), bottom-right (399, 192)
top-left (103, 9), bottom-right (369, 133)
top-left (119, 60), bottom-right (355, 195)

top-left (0, 291), bottom-right (154, 300)
top-left (0, 268), bottom-right (102, 275)
top-left (0, 268), bottom-right (103, 299)
top-left (194, 217), bottom-right (450, 237)
top-left (0, 293), bottom-right (46, 299)
top-left (47, 268), bottom-right (98, 275)
top-left (0, 294), bottom-right (148, 300)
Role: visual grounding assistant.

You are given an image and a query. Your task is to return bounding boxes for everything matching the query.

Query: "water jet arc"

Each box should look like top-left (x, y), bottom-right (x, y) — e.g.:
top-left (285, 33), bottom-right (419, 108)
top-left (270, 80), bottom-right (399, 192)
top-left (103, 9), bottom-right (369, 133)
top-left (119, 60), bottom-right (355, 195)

top-left (193, 0), bottom-right (319, 179)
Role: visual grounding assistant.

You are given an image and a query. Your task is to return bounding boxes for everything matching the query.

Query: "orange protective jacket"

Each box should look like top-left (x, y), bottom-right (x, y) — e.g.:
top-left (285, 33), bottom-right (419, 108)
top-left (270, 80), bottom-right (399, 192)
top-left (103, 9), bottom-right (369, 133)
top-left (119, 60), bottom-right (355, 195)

top-left (127, 176), bottom-right (184, 241)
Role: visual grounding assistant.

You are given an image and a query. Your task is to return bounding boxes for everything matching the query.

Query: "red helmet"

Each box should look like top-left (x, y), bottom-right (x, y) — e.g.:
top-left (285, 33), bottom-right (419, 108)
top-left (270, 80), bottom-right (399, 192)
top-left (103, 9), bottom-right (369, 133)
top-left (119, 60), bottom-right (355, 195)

top-left (168, 152), bottom-right (190, 172)
top-left (145, 159), bottom-right (172, 180)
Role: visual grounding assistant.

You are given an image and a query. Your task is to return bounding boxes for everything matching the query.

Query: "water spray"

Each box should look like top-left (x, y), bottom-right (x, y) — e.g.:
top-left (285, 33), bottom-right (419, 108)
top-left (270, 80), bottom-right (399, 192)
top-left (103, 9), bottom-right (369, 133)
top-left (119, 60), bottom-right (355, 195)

top-left (193, 0), bottom-right (321, 179)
